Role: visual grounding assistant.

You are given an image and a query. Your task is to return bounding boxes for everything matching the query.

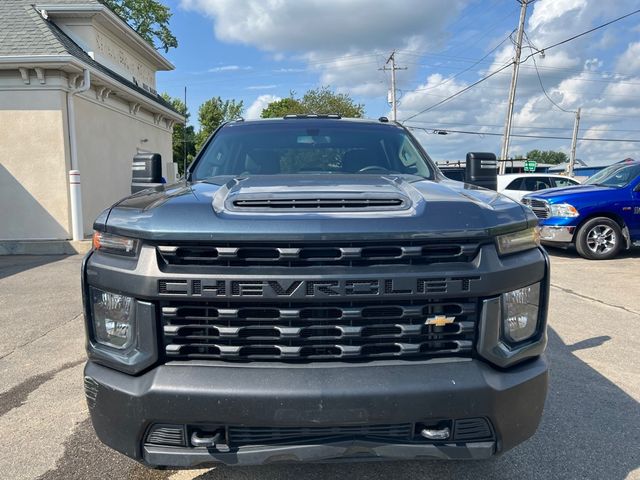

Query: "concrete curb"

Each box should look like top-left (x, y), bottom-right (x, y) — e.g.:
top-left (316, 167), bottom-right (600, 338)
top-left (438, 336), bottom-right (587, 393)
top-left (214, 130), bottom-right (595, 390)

top-left (0, 240), bottom-right (92, 255)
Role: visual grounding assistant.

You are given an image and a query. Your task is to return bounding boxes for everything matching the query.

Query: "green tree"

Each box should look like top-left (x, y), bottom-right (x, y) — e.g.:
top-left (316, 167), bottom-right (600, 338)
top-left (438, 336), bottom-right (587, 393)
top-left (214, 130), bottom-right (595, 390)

top-left (260, 87), bottom-right (365, 118)
top-left (161, 93), bottom-right (196, 176)
top-left (196, 97), bottom-right (244, 150)
top-left (102, 0), bottom-right (178, 52)
top-left (526, 149), bottom-right (568, 165)
top-left (301, 87), bottom-right (365, 117)
top-left (260, 97), bottom-right (305, 118)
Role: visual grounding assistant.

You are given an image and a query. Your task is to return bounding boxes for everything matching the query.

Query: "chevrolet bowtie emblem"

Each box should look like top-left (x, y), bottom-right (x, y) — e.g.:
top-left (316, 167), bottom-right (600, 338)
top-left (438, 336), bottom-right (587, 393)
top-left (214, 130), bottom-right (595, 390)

top-left (425, 315), bottom-right (455, 326)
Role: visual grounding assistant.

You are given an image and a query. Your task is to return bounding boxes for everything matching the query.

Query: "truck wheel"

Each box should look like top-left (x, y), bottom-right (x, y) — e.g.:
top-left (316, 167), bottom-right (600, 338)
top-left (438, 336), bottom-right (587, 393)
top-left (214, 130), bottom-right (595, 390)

top-left (575, 217), bottom-right (623, 260)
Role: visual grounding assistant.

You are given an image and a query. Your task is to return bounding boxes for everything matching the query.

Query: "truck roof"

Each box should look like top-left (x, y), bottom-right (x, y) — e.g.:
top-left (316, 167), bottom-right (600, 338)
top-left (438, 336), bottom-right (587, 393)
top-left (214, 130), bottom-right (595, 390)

top-left (224, 115), bottom-right (400, 128)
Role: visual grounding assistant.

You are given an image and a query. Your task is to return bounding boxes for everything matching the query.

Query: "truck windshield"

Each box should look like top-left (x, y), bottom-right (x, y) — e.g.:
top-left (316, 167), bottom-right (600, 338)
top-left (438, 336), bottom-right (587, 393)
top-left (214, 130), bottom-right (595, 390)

top-left (584, 163), bottom-right (640, 188)
top-left (191, 121), bottom-right (434, 180)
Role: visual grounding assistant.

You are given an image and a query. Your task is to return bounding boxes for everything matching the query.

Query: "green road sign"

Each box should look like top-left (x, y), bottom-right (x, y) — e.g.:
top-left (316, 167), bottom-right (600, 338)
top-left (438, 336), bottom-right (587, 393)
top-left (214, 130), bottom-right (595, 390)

top-left (524, 160), bottom-right (537, 172)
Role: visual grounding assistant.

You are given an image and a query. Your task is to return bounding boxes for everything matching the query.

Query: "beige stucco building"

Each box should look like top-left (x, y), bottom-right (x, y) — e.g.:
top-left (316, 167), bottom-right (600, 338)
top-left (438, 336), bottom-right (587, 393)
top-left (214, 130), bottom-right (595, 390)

top-left (0, 0), bottom-right (183, 245)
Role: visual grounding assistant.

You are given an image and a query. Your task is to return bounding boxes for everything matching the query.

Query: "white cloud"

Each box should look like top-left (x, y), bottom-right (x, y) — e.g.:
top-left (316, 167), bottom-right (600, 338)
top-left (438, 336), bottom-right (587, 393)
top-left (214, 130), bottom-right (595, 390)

top-left (615, 42), bottom-right (640, 75)
top-left (180, 0), bottom-right (464, 95)
top-left (246, 84), bottom-right (277, 90)
top-left (576, 123), bottom-right (638, 162)
top-left (180, 0), bottom-right (463, 53)
top-left (245, 94), bottom-right (280, 119)
top-left (524, 0), bottom-right (639, 62)
top-left (208, 65), bottom-right (252, 72)
top-left (273, 67), bottom-right (306, 73)
top-left (309, 51), bottom-right (390, 98)
top-left (584, 58), bottom-right (603, 71)
top-left (528, 0), bottom-right (586, 32)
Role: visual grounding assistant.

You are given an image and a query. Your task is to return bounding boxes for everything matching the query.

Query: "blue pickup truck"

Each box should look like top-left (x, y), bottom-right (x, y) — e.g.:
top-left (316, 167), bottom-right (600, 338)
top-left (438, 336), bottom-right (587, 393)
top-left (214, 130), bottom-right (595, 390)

top-left (523, 159), bottom-right (640, 260)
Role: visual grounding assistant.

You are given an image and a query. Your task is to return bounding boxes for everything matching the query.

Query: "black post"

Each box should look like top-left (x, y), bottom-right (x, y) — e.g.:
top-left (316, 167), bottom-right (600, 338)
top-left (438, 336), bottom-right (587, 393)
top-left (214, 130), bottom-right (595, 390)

top-left (183, 86), bottom-right (187, 178)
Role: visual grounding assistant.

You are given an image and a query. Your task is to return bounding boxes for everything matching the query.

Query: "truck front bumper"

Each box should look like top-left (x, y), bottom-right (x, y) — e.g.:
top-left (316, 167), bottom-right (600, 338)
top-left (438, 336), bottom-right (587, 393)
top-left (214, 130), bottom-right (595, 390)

top-left (84, 355), bottom-right (548, 467)
top-left (539, 225), bottom-right (575, 245)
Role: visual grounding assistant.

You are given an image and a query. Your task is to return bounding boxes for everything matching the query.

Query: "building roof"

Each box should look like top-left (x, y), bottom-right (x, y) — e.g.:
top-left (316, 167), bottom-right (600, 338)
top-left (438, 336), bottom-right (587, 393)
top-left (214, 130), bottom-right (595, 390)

top-left (0, 0), bottom-right (180, 116)
top-left (0, 0), bottom-right (76, 56)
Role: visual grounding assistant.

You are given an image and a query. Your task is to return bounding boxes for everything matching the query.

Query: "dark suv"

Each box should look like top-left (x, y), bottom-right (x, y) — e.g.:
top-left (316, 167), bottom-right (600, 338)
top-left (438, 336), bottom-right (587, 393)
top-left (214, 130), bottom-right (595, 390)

top-left (82, 116), bottom-right (549, 468)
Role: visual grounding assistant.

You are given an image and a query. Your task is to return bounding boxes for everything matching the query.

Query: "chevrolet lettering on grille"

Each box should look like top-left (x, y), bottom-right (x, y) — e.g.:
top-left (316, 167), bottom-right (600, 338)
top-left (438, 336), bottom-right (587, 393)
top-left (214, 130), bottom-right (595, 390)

top-left (158, 277), bottom-right (480, 298)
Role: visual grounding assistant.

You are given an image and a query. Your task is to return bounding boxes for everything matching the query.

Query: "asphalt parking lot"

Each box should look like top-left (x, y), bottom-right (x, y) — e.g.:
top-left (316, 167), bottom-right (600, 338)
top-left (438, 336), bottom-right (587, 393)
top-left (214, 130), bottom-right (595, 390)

top-left (0, 249), bottom-right (638, 480)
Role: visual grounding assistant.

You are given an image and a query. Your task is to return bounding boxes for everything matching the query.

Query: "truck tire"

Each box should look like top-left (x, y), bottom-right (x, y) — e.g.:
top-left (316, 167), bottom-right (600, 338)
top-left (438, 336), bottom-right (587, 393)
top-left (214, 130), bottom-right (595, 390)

top-left (575, 217), bottom-right (623, 260)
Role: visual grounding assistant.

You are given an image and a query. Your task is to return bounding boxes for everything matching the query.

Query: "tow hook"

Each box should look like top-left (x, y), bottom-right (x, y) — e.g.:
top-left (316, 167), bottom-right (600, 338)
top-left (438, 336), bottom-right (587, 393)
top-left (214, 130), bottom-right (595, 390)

top-left (191, 430), bottom-right (223, 448)
top-left (420, 426), bottom-right (451, 440)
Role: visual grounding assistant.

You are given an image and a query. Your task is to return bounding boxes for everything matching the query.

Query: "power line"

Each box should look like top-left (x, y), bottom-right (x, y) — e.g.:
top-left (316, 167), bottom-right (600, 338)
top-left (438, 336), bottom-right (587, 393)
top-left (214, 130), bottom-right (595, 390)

top-left (520, 8), bottom-right (640, 63)
top-left (400, 8), bottom-right (640, 123)
top-left (524, 32), bottom-right (574, 113)
top-left (406, 125), bottom-right (640, 143)
top-left (405, 120), bottom-right (640, 133)
top-left (401, 62), bottom-right (514, 121)
top-left (579, 110), bottom-right (640, 119)
top-left (401, 59), bottom-right (640, 87)
top-left (401, 76), bottom-right (640, 100)
top-left (403, 33), bottom-right (514, 94)
top-left (398, 83), bottom-right (640, 118)
top-left (396, 2), bottom-right (517, 61)
top-left (439, 7), bottom-right (520, 58)
top-left (523, 30), bottom-right (581, 176)
top-left (440, 1), bottom-right (509, 45)
top-left (303, 52), bottom-right (383, 66)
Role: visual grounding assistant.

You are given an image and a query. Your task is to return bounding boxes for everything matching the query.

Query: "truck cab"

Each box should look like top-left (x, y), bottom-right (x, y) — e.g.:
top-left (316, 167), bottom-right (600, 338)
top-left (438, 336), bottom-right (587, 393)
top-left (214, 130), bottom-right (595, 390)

top-left (523, 160), bottom-right (640, 260)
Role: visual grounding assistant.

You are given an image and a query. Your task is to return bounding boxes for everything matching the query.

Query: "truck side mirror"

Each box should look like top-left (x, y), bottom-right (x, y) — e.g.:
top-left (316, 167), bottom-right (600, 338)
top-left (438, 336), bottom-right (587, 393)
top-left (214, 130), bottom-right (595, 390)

top-left (465, 152), bottom-right (498, 191)
top-left (131, 153), bottom-right (163, 194)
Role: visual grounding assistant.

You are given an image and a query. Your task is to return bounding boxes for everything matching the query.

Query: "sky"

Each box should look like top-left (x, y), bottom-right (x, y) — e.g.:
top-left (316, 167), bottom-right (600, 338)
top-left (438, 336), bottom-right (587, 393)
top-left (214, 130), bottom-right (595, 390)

top-left (156, 0), bottom-right (640, 164)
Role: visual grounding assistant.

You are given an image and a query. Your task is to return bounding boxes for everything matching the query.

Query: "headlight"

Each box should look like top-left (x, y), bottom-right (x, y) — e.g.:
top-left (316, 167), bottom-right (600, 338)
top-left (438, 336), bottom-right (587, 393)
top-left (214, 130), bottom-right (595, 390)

top-left (502, 283), bottom-right (540, 343)
top-left (92, 231), bottom-right (138, 256)
top-left (496, 227), bottom-right (540, 255)
top-left (549, 203), bottom-right (579, 218)
top-left (90, 287), bottom-right (135, 350)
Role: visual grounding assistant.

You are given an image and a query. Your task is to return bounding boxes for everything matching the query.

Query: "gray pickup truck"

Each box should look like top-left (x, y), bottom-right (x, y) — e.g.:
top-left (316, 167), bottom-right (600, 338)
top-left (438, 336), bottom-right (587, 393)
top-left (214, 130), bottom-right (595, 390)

top-left (82, 116), bottom-right (549, 468)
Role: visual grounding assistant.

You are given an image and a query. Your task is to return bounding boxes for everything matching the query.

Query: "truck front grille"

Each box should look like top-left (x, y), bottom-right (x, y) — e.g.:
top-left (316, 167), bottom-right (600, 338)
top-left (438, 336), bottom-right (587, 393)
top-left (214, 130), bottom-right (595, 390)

top-left (161, 299), bottom-right (477, 362)
top-left (156, 241), bottom-right (480, 268)
top-left (144, 418), bottom-right (494, 447)
top-left (228, 424), bottom-right (413, 445)
top-left (522, 198), bottom-right (550, 219)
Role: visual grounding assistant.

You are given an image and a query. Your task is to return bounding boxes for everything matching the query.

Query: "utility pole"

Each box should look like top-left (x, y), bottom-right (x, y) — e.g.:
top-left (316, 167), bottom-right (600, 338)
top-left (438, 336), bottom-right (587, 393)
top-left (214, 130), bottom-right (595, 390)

top-left (380, 51), bottom-right (407, 121)
top-left (568, 107), bottom-right (581, 177)
top-left (499, 0), bottom-right (529, 174)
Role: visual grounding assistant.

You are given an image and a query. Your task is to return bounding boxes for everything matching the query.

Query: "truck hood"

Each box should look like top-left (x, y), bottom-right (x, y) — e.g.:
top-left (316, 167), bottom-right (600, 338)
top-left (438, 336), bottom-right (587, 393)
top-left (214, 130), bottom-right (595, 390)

top-left (526, 183), bottom-right (613, 202)
top-left (98, 175), bottom-right (534, 241)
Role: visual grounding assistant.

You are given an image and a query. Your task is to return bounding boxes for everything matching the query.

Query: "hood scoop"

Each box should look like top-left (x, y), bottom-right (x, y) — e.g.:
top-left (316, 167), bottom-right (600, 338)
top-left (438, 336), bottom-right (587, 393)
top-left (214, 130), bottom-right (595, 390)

top-left (214, 175), bottom-right (415, 213)
top-left (232, 195), bottom-right (407, 211)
